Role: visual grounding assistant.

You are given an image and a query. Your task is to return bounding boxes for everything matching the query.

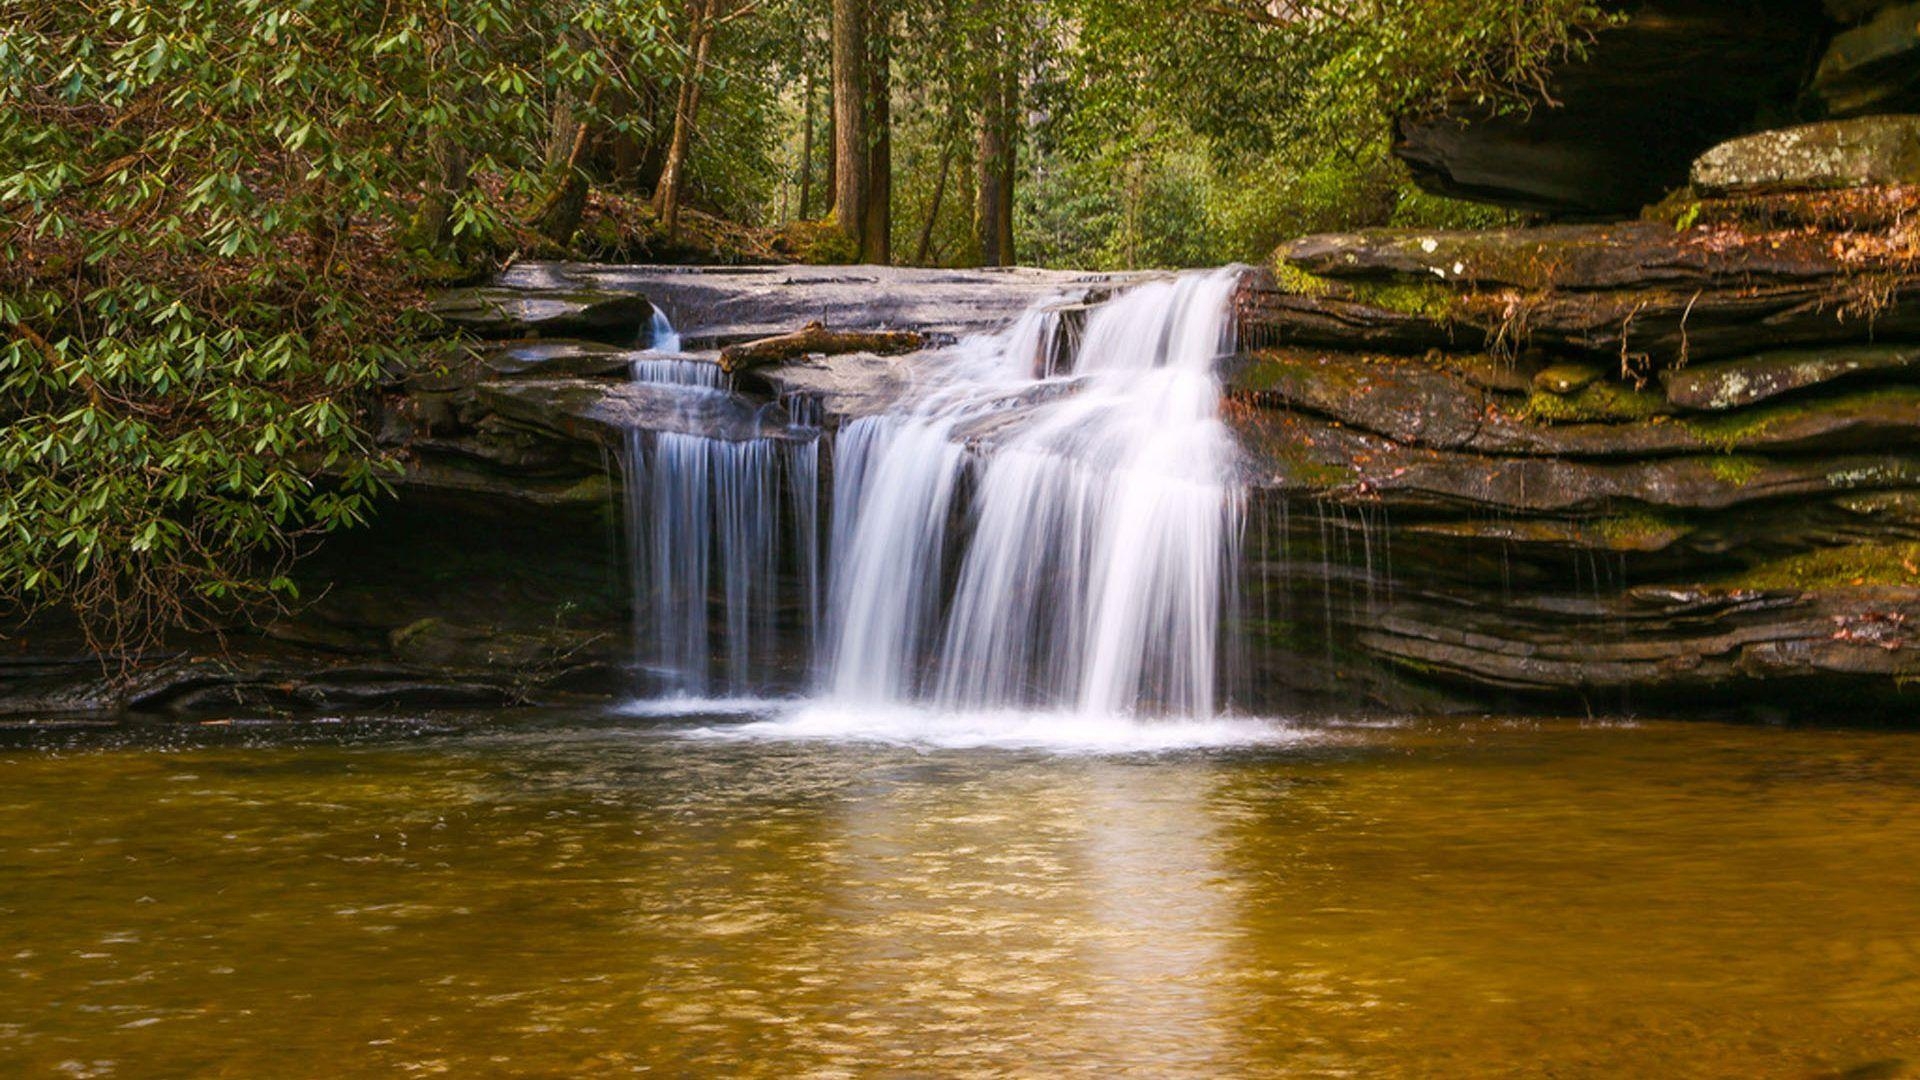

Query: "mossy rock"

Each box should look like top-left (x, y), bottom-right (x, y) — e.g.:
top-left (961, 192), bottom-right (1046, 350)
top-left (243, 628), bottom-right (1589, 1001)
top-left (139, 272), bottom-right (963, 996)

top-left (1729, 542), bottom-right (1920, 590)
top-left (1691, 115), bottom-right (1920, 196)
top-left (770, 220), bottom-right (860, 265)
top-left (1521, 379), bottom-right (1674, 424)
top-left (1532, 362), bottom-right (1606, 396)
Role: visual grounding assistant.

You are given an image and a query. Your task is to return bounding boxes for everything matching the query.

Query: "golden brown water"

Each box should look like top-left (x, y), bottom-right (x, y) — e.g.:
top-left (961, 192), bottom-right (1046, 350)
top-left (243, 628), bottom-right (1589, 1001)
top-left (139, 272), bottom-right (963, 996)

top-left (3, 711), bottom-right (1919, 1078)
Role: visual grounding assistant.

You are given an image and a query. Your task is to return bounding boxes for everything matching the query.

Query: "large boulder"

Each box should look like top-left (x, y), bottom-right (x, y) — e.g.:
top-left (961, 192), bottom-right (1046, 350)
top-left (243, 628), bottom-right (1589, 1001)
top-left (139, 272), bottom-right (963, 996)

top-left (1691, 115), bottom-right (1920, 194)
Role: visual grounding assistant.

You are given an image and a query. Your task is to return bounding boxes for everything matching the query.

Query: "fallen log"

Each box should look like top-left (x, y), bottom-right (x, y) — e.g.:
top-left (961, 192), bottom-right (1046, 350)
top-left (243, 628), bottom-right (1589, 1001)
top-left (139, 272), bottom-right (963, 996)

top-left (716, 320), bottom-right (925, 374)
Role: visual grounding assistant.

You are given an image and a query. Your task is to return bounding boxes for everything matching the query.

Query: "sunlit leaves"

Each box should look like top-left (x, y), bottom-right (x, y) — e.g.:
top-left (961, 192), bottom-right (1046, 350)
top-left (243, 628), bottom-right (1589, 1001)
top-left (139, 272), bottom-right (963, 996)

top-left (0, 0), bottom-right (677, 652)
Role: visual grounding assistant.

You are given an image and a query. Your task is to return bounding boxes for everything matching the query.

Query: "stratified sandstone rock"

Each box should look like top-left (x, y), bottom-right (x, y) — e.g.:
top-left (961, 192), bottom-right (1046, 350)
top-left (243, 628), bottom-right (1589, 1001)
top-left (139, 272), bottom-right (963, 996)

top-left (1232, 189), bottom-right (1920, 718)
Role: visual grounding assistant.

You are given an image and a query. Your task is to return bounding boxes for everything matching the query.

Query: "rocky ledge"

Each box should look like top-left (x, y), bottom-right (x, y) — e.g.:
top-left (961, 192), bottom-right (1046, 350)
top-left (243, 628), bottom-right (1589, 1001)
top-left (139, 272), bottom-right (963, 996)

top-left (1230, 126), bottom-right (1920, 717)
top-left (9, 130), bottom-right (1920, 720)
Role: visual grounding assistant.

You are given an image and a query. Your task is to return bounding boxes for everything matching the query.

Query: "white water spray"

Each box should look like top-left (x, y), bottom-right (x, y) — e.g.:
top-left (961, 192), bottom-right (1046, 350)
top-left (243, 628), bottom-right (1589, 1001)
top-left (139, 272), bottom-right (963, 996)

top-left (823, 267), bottom-right (1245, 717)
top-left (618, 269), bottom-right (1247, 723)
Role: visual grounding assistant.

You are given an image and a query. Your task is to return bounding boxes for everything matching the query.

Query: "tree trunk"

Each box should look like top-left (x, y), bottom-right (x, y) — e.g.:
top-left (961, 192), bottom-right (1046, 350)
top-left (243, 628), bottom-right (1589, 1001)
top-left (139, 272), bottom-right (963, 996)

top-left (913, 123), bottom-right (956, 266)
top-left (831, 0), bottom-right (870, 257)
top-left (975, 56), bottom-right (1016, 268)
top-left (531, 80), bottom-right (606, 247)
top-left (608, 82), bottom-right (646, 187)
top-left (654, 0), bottom-right (715, 240)
top-left (823, 95), bottom-right (836, 216)
top-left (546, 95), bottom-right (577, 170)
top-left (862, 20), bottom-right (891, 265)
top-left (798, 66), bottom-right (816, 220)
top-left (410, 136), bottom-right (472, 250)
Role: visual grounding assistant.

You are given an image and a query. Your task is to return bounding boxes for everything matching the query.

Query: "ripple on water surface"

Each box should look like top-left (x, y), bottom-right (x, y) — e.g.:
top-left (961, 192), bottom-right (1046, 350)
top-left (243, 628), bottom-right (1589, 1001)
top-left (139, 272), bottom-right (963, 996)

top-left (2, 711), bottom-right (1919, 1078)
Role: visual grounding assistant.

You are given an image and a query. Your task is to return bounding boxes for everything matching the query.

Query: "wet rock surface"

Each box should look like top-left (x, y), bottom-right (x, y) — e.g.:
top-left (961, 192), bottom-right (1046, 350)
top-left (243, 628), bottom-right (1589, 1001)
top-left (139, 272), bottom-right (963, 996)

top-left (496, 262), bottom-right (1136, 346)
top-left (430, 286), bottom-right (658, 341)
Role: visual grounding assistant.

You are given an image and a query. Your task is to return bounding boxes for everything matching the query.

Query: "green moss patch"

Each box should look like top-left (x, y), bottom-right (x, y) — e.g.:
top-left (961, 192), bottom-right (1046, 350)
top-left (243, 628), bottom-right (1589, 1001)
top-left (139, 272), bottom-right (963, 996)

top-left (1344, 280), bottom-right (1459, 321)
top-left (1732, 543), bottom-right (1920, 590)
top-left (1270, 260), bottom-right (1337, 297)
top-left (1521, 380), bottom-right (1673, 424)
top-left (1705, 455), bottom-right (1766, 486)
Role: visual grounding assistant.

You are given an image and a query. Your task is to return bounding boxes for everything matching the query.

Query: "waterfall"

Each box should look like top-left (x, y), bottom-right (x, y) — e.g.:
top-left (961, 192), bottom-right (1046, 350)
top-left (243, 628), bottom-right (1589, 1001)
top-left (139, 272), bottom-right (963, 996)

top-left (619, 308), bottom-right (821, 697)
top-left (623, 431), bottom-right (819, 697)
top-left (630, 305), bottom-right (720, 388)
top-left (619, 270), bottom-right (1245, 718)
top-left (647, 307), bottom-right (682, 353)
top-left (824, 268), bottom-right (1245, 717)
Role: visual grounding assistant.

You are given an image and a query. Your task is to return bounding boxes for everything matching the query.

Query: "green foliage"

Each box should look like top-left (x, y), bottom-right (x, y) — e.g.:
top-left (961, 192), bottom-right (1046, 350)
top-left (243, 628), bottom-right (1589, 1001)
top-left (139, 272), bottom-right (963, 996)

top-left (0, 0), bottom-right (1617, 654)
top-left (0, 0), bottom-right (678, 653)
top-left (995, 0), bottom-right (1585, 268)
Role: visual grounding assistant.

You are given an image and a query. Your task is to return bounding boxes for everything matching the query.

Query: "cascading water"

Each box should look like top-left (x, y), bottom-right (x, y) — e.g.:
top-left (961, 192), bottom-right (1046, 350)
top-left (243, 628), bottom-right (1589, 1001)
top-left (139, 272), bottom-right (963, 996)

top-left (619, 270), bottom-right (1248, 729)
top-left (823, 268), bottom-right (1245, 717)
top-left (646, 307), bottom-right (683, 353)
top-left (623, 431), bottom-right (819, 697)
top-left (619, 306), bottom-right (821, 698)
top-left (629, 307), bottom-right (722, 387)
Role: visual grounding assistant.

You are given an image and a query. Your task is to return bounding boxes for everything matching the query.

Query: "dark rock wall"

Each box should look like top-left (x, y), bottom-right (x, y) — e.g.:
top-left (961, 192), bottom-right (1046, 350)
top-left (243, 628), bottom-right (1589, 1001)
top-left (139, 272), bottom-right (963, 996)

top-left (1394, 0), bottom-right (1887, 216)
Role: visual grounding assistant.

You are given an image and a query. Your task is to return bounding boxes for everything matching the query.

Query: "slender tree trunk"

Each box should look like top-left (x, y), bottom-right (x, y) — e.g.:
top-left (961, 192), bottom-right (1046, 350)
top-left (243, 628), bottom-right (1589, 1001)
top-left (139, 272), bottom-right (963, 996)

top-left (609, 82), bottom-right (646, 187)
top-left (823, 97), bottom-right (836, 216)
top-left (532, 80), bottom-right (606, 246)
top-left (913, 122), bottom-right (956, 266)
top-left (974, 41), bottom-right (1017, 268)
top-left (862, 22), bottom-right (891, 265)
top-left (831, 0), bottom-right (870, 257)
top-left (546, 95), bottom-right (577, 170)
top-left (654, 0), bottom-right (715, 240)
top-left (798, 66), bottom-right (816, 220)
top-left (411, 135), bottom-right (472, 250)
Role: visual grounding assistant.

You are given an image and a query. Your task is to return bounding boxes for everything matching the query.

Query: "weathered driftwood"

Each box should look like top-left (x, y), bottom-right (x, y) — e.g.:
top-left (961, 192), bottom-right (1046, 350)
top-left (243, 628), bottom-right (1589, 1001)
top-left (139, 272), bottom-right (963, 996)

top-left (716, 320), bottom-right (924, 373)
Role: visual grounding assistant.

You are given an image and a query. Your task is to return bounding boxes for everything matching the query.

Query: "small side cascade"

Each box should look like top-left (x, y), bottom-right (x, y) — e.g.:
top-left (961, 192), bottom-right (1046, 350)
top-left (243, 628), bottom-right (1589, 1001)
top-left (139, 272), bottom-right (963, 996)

top-left (629, 304), bottom-right (725, 388)
top-left (618, 308), bottom-right (821, 697)
top-left (646, 307), bottom-right (682, 353)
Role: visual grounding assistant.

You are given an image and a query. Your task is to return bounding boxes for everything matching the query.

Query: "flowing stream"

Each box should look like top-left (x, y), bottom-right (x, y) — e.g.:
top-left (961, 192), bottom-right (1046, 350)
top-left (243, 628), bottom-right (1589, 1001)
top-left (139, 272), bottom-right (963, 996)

top-left (620, 268), bottom-right (1247, 733)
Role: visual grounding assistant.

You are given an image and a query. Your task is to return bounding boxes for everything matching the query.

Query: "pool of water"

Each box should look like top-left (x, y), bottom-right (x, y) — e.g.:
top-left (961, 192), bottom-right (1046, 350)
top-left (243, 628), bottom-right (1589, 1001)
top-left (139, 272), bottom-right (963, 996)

top-left (2, 707), bottom-right (1917, 1077)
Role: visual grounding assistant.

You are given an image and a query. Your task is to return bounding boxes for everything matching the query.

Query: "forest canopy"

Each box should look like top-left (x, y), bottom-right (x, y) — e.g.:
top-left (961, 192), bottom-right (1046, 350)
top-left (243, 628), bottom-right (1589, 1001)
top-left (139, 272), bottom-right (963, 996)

top-left (0, 0), bottom-right (1603, 650)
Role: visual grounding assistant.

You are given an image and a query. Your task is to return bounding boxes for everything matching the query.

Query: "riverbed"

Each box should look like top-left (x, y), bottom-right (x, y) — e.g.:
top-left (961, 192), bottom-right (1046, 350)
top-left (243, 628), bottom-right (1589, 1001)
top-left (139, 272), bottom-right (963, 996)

top-left (2, 709), bottom-right (1916, 1077)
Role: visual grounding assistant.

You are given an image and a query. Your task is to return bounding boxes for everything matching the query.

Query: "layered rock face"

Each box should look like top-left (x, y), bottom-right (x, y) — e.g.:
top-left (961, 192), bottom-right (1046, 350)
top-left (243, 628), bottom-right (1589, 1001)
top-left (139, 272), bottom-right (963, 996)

top-left (1231, 159), bottom-right (1920, 716)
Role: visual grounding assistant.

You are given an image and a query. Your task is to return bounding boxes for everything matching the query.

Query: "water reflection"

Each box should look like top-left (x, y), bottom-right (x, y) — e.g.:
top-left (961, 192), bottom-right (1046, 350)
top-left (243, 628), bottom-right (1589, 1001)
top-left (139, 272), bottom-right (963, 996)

top-left (1, 714), bottom-right (1919, 1077)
